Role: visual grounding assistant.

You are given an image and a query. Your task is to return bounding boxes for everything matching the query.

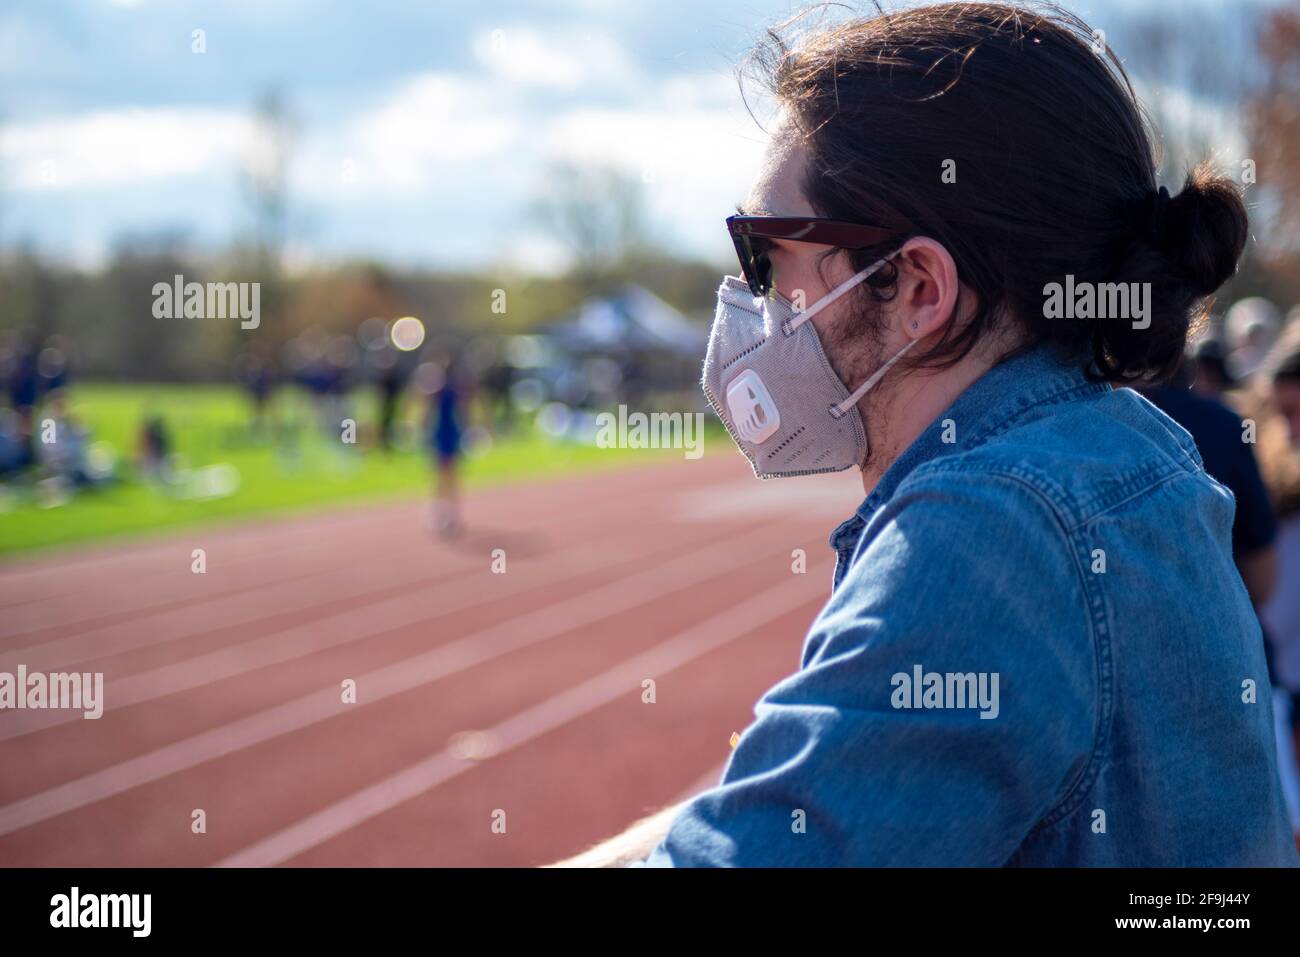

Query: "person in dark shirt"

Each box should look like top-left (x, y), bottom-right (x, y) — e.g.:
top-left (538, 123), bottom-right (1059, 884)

top-left (1190, 335), bottom-right (1235, 398)
top-left (1140, 357), bottom-right (1280, 705)
top-left (375, 352), bottom-right (406, 453)
top-left (1141, 359), bottom-right (1278, 599)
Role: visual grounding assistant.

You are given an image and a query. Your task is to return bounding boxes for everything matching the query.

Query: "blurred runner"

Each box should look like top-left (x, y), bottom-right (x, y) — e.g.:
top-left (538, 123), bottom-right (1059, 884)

top-left (426, 358), bottom-right (467, 538)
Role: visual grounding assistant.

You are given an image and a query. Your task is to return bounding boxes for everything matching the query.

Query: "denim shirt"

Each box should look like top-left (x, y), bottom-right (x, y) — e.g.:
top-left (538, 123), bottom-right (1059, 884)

top-left (644, 340), bottom-right (1299, 867)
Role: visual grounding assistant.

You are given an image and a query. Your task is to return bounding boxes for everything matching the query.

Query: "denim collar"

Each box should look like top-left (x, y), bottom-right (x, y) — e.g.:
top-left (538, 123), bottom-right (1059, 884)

top-left (848, 340), bottom-right (1110, 523)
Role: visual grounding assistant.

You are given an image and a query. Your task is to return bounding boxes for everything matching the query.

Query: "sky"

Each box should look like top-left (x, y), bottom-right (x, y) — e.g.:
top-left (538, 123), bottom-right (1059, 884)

top-left (0, 0), bottom-right (1261, 274)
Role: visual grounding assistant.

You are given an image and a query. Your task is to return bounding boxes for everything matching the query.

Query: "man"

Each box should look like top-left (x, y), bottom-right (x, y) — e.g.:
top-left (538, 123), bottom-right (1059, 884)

top-left (550, 3), bottom-right (1297, 867)
top-left (1189, 335), bottom-right (1235, 398)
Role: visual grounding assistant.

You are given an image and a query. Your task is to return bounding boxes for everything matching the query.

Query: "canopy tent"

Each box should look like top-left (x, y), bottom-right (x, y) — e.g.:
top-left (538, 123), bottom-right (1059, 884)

top-left (542, 285), bottom-right (705, 357)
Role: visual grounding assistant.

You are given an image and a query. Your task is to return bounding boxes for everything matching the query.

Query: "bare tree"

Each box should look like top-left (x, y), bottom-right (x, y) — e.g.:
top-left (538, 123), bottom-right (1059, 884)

top-left (235, 88), bottom-right (299, 340)
top-left (1247, 2), bottom-right (1300, 261)
top-left (527, 161), bottom-right (652, 282)
top-left (1116, 3), bottom-right (1263, 186)
top-left (239, 89), bottom-right (299, 274)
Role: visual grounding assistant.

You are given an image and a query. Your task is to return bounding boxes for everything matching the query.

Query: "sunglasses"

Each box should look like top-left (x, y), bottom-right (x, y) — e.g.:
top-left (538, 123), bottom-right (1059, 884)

top-left (726, 214), bottom-right (902, 297)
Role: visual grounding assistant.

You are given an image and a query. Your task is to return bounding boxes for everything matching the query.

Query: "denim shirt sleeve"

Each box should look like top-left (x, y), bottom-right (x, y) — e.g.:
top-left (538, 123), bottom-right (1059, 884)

top-left (643, 466), bottom-right (1098, 866)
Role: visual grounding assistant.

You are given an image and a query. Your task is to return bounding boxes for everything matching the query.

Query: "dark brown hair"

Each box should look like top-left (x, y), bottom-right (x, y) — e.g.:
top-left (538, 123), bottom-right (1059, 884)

top-left (745, 1), bottom-right (1249, 382)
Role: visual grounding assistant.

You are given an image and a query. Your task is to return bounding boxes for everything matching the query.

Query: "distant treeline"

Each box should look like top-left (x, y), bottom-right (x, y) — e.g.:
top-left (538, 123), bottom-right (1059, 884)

top-left (0, 242), bottom-right (722, 383)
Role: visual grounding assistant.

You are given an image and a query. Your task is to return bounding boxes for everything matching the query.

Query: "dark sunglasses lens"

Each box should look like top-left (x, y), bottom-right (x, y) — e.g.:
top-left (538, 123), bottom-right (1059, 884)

top-left (735, 234), bottom-right (772, 296)
top-left (732, 233), bottom-right (758, 295)
top-left (752, 242), bottom-right (773, 296)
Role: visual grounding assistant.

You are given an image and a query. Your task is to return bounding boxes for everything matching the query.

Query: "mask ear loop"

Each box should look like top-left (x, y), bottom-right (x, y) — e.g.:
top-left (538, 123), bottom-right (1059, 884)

top-left (781, 255), bottom-right (891, 336)
top-left (829, 337), bottom-right (919, 419)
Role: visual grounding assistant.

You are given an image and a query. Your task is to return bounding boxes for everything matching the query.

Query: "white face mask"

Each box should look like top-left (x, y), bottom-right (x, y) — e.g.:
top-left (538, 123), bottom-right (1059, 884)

top-left (701, 256), bottom-right (917, 479)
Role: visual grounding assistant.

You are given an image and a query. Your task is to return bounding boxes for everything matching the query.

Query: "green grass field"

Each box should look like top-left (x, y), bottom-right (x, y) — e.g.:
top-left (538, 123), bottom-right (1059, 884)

top-left (0, 383), bottom-right (669, 558)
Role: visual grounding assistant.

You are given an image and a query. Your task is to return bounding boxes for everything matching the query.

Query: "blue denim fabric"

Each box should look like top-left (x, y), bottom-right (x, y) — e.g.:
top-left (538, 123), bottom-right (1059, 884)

top-left (644, 340), bottom-right (1299, 866)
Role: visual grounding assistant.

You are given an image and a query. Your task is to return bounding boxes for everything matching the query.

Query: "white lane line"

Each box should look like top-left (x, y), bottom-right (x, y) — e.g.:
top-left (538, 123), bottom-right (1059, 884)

top-left (0, 521), bottom-right (809, 836)
top-left (0, 502), bottom-right (405, 596)
top-left (0, 455), bottom-right (704, 602)
top-left (0, 463), bottom-right (691, 634)
top-left (0, 561), bottom-right (471, 672)
top-left (0, 527), bottom-right (691, 741)
top-left (0, 491), bottom-right (661, 672)
top-left (1, 547), bottom-right (388, 641)
top-left (214, 566), bottom-right (828, 867)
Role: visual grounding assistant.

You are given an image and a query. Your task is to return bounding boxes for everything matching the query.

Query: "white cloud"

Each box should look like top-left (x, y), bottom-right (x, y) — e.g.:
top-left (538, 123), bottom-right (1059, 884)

top-left (0, 72), bottom-right (520, 199)
top-left (540, 91), bottom-right (768, 256)
top-left (295, 72), bottom-right (518, 194)
top-left (470, 25), bottom-right (639, 91)
top-left (546, 106), bottom-right (756, 184)
top-left (354, 73), bottom-right (516, 168)
top-left (0, 107), bottom-right (252, 189)
top-left (0, 40), bottom-right (768, 269)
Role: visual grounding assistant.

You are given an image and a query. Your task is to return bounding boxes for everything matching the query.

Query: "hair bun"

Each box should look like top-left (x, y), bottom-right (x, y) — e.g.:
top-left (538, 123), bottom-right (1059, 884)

top-left (1094, 162), bottom-right (1249, 383)
top-left (1163, 163), bottom-right (1249, 297)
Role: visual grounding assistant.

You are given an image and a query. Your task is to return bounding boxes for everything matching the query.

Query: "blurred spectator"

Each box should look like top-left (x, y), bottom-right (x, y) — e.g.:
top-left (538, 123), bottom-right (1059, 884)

top-left (34, 390), bottom-right (95, 489)
top-left (0, 408), bottom-right (34, 477)
top-left (38, 337), bottom-right (72, 393)
top-left (2, 329), bottom-right (42, 470)
top-left (236, 349), bottom-right (278, 437)
top-left (288, 332), bottom-right (356, 439)
top-left (1225, 297), bottom-right (1283, 382)
top-left (374, 350), bottom-right (407, 452)
top-left (1189, 335), bottom-right (1235, 398)
top-left (1241, 333), bottom-right (1300, 840)
top-left (1256, 341), bottom-right (1300, 703)
top-left (481, 355), bottom-right (517, 437)
top-left (137, 414), bottom-right (173, 484)
top-left (4, 328), bottom-right (42, 415)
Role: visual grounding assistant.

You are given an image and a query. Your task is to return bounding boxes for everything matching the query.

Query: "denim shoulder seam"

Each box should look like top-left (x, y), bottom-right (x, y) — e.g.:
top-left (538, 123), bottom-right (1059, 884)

top-left (910, 457), bottom-right (1083, 525)
top-left (903, 460), bottom-right (1111, 834)
top-left (916, 415), bottom-right (1190, 529)
top-left (961, 380), bottom-right (1111, 451)
top-left (1130, 390), bottom-right (1206, 473)
top-left (1066, 466), bottom-right (1194, 532)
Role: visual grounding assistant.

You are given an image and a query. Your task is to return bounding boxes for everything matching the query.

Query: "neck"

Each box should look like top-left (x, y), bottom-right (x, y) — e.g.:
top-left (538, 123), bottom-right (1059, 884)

top-left (857, 340), bottom-right (1013, 496)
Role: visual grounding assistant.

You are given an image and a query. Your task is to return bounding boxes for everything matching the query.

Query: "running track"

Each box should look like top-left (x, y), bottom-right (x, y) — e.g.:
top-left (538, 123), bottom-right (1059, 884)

top-left (0, 453), bottom-right (863, 866)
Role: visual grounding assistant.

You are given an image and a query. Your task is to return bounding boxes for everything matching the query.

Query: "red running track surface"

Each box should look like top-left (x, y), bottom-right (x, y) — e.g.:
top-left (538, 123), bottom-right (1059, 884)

top-left (0, 452), bottom-right (864, 867)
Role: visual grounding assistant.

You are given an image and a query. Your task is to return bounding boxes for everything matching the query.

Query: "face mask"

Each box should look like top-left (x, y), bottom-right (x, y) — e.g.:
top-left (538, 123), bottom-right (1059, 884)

top-left (701, 256), bottom-right (917, 479)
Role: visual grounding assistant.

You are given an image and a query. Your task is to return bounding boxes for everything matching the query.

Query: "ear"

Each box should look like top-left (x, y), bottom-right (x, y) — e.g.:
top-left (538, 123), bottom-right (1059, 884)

top-left (892, 236), bottom-right (960, 342)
